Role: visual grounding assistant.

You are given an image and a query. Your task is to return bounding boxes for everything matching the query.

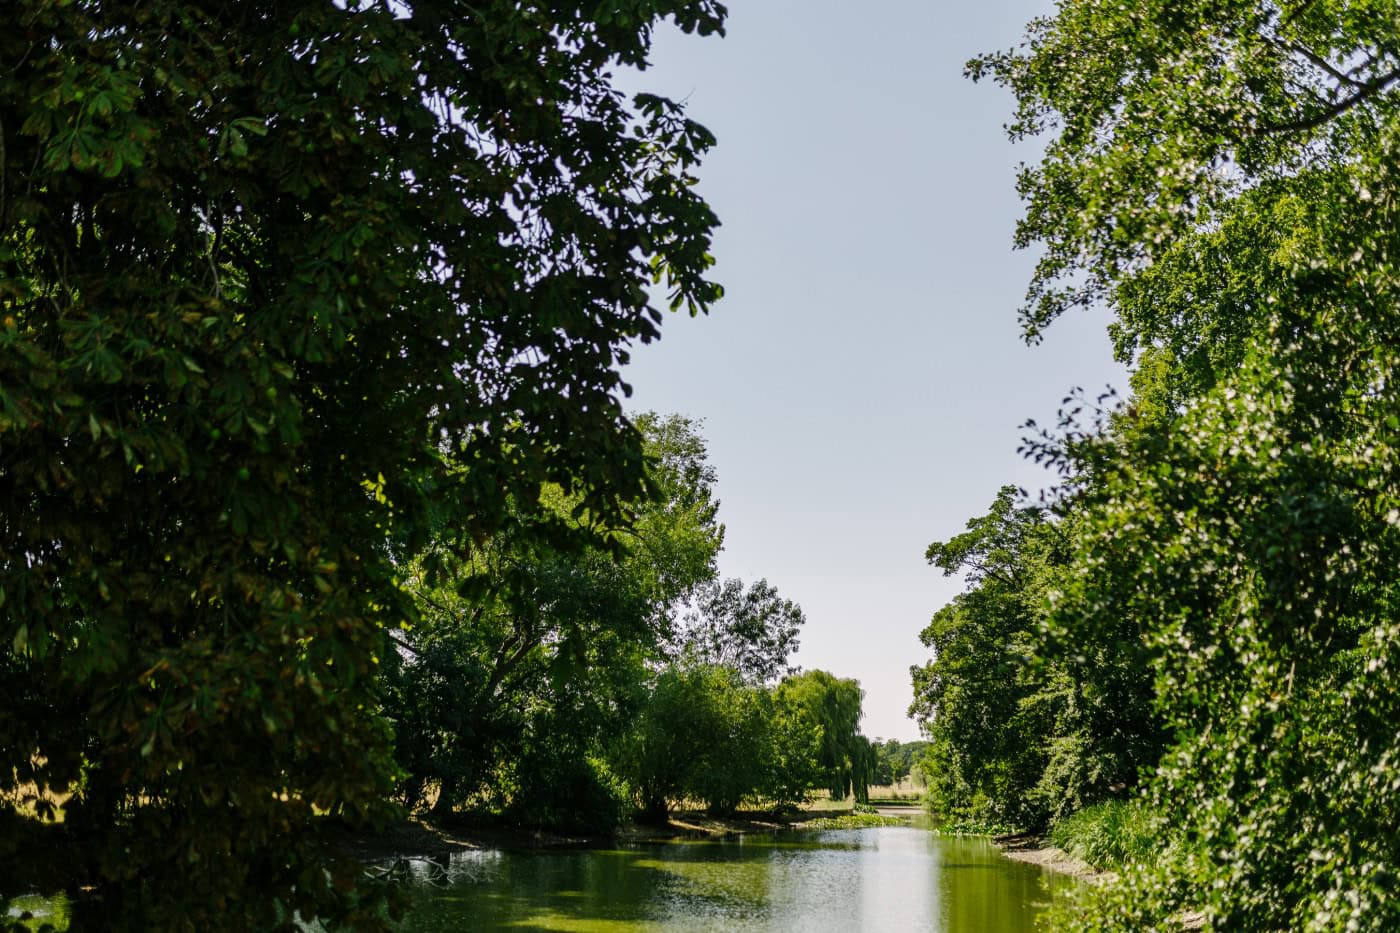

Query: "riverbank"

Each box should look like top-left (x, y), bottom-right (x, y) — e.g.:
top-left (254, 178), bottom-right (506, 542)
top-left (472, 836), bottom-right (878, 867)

top-left (342, 805), bottom-right (900, 860)
top-left (993, 833), bottom-right (1207, 930)
top-left (993, 832), bottom-right (1109, 883)
top-left (382, 813), bottom-right (1062, 929)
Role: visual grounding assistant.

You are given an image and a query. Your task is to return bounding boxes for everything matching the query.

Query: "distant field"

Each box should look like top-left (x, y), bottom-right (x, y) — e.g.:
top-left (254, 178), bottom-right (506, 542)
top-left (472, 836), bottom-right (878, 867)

top-left (866, 782), bottom-right (923, 804)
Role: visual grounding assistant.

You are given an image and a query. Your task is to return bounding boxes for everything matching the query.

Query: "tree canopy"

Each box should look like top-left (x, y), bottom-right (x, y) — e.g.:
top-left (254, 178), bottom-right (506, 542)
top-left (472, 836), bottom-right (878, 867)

top-left (669, 577), bottom-right (804, 684)
top-left (775, 669), bottom-right (872, 803)
top-left (951, 0), bottom-right (1400, 927)
top-left (0, 2), bottom-right (725, 929)
top-left (383, 413), bottom-right (725, 827)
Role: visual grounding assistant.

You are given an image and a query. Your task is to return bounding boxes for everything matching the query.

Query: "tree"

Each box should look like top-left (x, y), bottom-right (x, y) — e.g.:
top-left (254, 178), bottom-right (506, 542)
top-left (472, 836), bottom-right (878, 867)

top-left (618, 663), bottom-right (773, 820)
top-left (910, 487), bottom-right (1162, 831)
top-left (382, 414), bottom-right (724, 823)
top-left (0, 3), bottom-right (725, 928)
top-left (669, 577), bottom-right (803, 684)
top-left (870, 739), bottom-right (929, 787)
top-left (910, 488), bottom-right (1057, 828)
top-left (968, 0), bottom-right (1400, 340)
top-left (977, 1), bottom-right (1400, 927)
top-left (763, 697), bottom-right (822, 809)
top-left (775, 670), bottom-right (869, 802)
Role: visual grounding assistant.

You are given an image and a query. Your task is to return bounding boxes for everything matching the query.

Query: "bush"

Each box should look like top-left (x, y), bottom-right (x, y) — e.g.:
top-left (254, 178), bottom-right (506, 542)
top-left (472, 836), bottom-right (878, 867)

top-left (933, 817), bottom-right (1023, 837)
top-left (1048, 800), bottom-right (1158, 872)
top-left (502, 754), bottom-right (630, 836)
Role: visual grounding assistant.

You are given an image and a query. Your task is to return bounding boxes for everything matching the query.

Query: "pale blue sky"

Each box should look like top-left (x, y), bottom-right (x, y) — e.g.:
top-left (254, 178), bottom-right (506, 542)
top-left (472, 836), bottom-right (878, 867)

top-left (622, 1), bottom-right (1126, 741)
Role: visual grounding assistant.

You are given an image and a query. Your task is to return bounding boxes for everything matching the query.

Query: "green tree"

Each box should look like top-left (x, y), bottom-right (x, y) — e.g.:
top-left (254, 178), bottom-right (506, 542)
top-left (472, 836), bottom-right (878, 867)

top-left (669, 577), bottom-right (804, 684)
top-left (910, 486), bottom-right (1163, 831)
top-left (385, 528), bottom-right (654, 818)
top-left (383, 414), bottom-right (725, 823)
top-left (870, 739), bottom-right (929, 786)
top-left (0, 3), bottom-right (725, 928)
top-left (977, 1), bottom-right (1400, 927)
top-left (763, 696), bottom-right (822, 809)
top-left (618, 663), bottom-right (774, 820)
top-left (910, 488), bottom-right (1056, 828)
top-left (775, 670), bottom-right (869, 802)
top-left (968, 0), bottom-right (1400, 340)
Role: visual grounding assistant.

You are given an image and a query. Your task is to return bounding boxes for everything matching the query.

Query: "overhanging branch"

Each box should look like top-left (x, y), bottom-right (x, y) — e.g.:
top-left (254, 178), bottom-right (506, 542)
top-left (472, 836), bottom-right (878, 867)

top-left (1251, 65), bottom-right (1400, 136)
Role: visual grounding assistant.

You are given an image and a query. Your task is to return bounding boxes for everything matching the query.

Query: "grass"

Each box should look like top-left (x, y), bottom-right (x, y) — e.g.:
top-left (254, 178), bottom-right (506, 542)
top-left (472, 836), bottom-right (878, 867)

top-left (799, 795), bottom-right (857, 813)
top-left (1048, 799), bottom-right (1159, 872)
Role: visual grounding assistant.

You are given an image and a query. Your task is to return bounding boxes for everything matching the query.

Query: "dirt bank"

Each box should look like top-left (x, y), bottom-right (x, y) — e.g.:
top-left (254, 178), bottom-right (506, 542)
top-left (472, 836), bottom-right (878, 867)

top-left (993, 834), bottom-right (1205, 929)
top-left (992, 833), bottom-right (1112, 883)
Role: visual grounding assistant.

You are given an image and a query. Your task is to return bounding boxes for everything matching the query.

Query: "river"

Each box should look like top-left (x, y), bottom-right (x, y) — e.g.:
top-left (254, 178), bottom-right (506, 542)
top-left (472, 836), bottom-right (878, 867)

top-left (6, 814), bottom-right (1075, 931)
top-left (389, 813), bottom-right (1075, 931)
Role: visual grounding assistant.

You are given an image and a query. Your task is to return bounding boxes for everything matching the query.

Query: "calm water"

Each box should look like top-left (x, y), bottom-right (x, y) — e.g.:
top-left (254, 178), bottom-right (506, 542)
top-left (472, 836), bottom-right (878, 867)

top-left (390, 815), bottom-right (1075, 932)
top-left (7, 815), bottom-right (1074, 931)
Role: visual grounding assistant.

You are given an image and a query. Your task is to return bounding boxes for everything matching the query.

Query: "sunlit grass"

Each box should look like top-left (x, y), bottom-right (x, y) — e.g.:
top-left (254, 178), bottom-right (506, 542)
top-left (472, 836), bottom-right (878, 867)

top-left (4, 893), bottom-right (72, 932)
top-left (4, 781), bottom-right (70, 824)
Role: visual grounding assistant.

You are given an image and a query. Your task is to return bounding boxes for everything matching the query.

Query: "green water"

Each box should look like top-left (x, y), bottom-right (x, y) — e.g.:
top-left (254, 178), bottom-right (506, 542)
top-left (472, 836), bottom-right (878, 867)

top-left (6, 816), bottom-right (1073, 931)
top-left (391, 815), bottom-right (1075, 932)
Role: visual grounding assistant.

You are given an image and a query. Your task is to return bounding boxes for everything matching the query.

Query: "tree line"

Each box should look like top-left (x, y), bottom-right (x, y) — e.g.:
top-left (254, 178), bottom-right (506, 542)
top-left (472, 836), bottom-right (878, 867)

top-left (383, 412), bottom-right (876, 834)
top-left (910, 0), bottom-right (1400, 929)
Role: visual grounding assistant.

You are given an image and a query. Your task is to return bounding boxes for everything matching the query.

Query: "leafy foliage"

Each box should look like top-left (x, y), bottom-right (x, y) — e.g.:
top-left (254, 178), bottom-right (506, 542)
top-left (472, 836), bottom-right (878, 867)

top-left (669, 576), bottom-right (804, 684)
top-left (971, 0), bottom-right (1400, 928)
top-left (617, 663), bottom-right (771, 819)
top-left (1048, 800), bottom-right (1160, 874)
top-left (618, 663), bottom-right (872, 819)
top-left (0, 2), bottom-right (725, 927)
top-left (382, 414), bottom-right (724, 821)
top-left (969, 0), bottom-right (1400, 339)
top-left (775, 670), bottom-right (873, 803)
top-left (382, 413), bottom-right (848, 830)
top-left (910, 487), bottom-right (1162, 832)
top-left (869, 739), bottom-right (929, 787)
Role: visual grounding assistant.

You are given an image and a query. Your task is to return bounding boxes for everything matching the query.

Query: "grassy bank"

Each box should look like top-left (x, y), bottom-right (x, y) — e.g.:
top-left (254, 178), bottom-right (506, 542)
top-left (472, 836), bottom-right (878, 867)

top-left (1047, 800), bottom-right (1157, 873)
top-left (801, 811), bottom-right (905, 829)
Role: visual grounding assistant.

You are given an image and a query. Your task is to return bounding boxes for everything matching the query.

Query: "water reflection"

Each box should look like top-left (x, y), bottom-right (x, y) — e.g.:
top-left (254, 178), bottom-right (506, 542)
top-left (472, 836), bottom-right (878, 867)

top-left (394, 817), bottom-right (1074, 932)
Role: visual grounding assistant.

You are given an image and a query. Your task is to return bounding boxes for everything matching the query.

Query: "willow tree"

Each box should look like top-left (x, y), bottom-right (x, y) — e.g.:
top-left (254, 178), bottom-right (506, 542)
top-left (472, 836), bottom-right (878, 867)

top-left (776, 669), bottom-right (869, 802)
top-left (0, 1), bottom-right (724, 929)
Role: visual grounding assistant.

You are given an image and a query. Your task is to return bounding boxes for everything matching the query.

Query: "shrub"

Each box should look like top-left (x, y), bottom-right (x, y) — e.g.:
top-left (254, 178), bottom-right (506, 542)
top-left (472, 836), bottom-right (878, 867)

top-left (1049, 800), bottom-right (1159, 872)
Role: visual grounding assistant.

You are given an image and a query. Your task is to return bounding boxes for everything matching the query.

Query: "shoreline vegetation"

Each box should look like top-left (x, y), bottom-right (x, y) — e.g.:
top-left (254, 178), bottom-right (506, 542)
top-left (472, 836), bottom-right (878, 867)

top-left (992, 833), bottom-right (1106, 884)
top-left (339, 805), bottom-right (908, 862)
top-left (904, 1), bottom-right (1400, 928)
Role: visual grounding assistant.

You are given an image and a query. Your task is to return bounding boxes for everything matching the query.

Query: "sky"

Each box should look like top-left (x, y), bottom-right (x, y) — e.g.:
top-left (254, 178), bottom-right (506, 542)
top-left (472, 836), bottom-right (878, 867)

top-left (619, 1), bottom-right (1128, 741)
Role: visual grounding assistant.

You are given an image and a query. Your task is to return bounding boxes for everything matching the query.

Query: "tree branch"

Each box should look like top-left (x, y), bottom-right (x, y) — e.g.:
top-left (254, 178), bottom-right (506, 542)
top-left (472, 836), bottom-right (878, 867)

top-left (1252, 65), bottom-right (1400, 136)
top-left (1278, 39), bottom-right (1367, 89)
top-left (386, 630), bottom-right (421, 656)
